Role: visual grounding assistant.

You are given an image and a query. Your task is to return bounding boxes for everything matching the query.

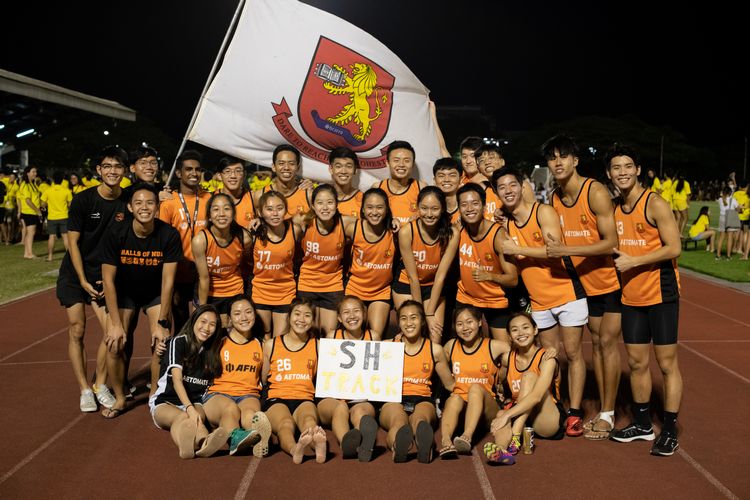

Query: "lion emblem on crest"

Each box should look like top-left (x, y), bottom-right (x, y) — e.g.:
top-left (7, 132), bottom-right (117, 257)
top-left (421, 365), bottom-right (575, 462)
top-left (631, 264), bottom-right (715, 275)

top-left (322, 63), bottom-right (386, 141)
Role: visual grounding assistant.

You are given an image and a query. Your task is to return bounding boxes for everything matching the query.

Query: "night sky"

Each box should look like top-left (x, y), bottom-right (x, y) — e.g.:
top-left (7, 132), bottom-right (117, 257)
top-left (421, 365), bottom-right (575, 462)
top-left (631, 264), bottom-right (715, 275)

top-left (1, 1), bottom-right (746, 155)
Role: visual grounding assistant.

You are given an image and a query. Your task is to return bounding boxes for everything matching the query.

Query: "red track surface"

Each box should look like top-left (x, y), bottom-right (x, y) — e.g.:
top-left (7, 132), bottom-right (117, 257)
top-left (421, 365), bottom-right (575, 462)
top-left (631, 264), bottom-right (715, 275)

top-left (2, 274), bottom-right (748, 499)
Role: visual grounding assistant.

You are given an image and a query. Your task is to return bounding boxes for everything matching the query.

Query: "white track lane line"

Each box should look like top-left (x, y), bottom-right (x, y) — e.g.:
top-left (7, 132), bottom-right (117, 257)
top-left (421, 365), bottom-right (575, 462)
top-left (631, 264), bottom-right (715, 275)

top-left (234, 457), bottom-right (261, 500)
top-left (679, 343), bottom-right (750, 385)
top-left (471, 448), bottom-right (497, 500)
top-left (678, 448), bottom-right (740, 500)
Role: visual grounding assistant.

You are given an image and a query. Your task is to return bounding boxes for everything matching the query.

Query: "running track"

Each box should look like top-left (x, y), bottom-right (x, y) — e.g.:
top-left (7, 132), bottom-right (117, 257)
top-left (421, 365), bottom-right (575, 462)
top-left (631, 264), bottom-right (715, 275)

top-left (1, 273), bottom-right (748, 499)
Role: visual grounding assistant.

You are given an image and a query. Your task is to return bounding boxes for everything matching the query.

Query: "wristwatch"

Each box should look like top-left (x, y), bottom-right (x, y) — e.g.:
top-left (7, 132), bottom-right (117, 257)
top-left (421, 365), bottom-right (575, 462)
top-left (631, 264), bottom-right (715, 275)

top-left (157, 319), bottom-right (172, 330)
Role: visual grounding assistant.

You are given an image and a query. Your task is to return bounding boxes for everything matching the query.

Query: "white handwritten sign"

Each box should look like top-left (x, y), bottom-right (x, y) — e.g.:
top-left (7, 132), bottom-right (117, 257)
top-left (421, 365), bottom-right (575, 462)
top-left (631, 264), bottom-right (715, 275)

top-left (315, 339), bottom-right (404, 403)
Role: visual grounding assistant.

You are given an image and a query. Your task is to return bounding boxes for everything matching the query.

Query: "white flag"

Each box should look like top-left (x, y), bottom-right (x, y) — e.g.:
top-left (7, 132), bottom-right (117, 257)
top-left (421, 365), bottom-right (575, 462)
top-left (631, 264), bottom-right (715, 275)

top-left (187, 0), bottom-right (441, 189)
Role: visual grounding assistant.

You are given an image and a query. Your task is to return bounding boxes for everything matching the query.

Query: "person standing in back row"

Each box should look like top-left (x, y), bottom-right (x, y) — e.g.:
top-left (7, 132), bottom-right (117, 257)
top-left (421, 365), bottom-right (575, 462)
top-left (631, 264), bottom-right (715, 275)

top-left (375, 141), bottom-right (427, 224)
top-left (605, 143), bottom-right (683, 457)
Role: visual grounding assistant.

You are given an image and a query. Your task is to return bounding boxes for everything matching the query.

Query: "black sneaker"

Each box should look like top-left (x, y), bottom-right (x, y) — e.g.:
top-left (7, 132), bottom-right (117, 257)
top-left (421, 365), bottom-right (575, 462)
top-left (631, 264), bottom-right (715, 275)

top-left (610, 422), bottom-right (655, 443)
top-left (650, 432), bottom-right (679, 456)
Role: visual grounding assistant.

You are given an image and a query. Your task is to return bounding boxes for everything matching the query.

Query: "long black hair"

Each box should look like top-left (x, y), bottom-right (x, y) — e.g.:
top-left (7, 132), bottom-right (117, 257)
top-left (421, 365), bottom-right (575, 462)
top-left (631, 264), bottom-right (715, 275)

top-left (253, 190), bottom-right (288, 244)
top-left (308, 183), bottom-right (341, 228)
top-left (417, 186), bottom-right (452, 250)
top-left (205, 192), bottom-right (244, 242)
top-left (360, 187), bottom-right (393, 231)
top-left (175, 304), bottom-right (224, 379)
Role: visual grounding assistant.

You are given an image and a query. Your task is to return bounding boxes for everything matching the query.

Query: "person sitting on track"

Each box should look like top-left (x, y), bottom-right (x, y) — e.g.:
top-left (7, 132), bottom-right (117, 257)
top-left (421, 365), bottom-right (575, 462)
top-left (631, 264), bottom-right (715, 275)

top-left (261, 298), bottom-right (327, 464)
top-left (149, 305), bottom-right (226, 459)
top-left (485, 312), bottom-right (562, 465)
top-left (379, 300), bottom-right (455, 463)
top-left (202, 297), bottom-right (272, 457)
top-left (317, 295), bottom-right (379, 461)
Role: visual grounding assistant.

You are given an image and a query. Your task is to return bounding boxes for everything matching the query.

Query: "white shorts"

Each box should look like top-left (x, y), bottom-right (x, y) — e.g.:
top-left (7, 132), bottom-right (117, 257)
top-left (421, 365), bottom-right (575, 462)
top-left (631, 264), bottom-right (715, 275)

top-left (149, 401), bottom-right (202, 429)
top-left (531, 298), bottom-right (589, 329)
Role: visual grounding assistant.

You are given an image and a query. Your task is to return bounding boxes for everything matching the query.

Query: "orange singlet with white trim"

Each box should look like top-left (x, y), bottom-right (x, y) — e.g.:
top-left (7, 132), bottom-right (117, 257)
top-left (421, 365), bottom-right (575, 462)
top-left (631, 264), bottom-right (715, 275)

top-left (456, 223), bottom-right (508, 308)
top-left (298, 218), bottom-right (345, 293)
top-left (508, 203), bottom-right (586, 311)
top-left (449, 338), bottom-right (498, 402)
top-left (400, 337), bottom-right (434, 398)
top-left (397, 220), bottom-right (442, 286)
top-left (345, 220), bottom-right (396, 302)
top-left (338, 191), bottom-right (363, 218)
top-left (550, 179), bottom-right (619, 297)
top-left (206, 336), bottom-right (263, 397)
top-left (262, 183), bottom-right (310, 219)
top-left (614, 190), bottom-right (680, 306)
top-left (201, 229), bottom-right (244, 298)
top-left (333, 329), bottom-right (373, 341)
top-left (483, 184), bottom-right (503, 220)
top-left (267, 335), bottom-right (317, 400)
top-left (506, 347), bottom-right (560, 403)
top-left (252, 221), bottom-right (296, 306)
top-left (378, 179), bottom-right (420, 223)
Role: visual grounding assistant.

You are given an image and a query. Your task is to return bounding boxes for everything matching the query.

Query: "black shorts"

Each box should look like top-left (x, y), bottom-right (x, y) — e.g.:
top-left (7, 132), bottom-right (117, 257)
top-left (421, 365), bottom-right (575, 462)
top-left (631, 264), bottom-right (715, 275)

top-left (56, 272), bottom-right (105, 308)
top-left (456, 301), bottom-right (510, 329)
top-left (401, 395), bottom-right (433, 414)
top-left (21, 214), bottom-right (40, 227)
top-left (0, 207), bottom-right (5, 220)
top-left (173, 282), bottom-right (196, 305)
top-left (296, 290), bottom-right (344, 311)
top-left (587, 289), bottom-right (622, 317)
top-left (255, 303), bottom-right (292, 314)
top-left (263, 397), bottom-right (313, 414)
top-left (392, 280), bottom-right (433, 301)
top-left (535, 401), bottom-right (566, 441)
top-left (208, 294), bottom-right (245, 315)
top-left (742, 220), bottom-right (750, 230)
top-left (621, 301), bottom-right (679, 345)
top-left (118, 292), bottom-right (161, 311)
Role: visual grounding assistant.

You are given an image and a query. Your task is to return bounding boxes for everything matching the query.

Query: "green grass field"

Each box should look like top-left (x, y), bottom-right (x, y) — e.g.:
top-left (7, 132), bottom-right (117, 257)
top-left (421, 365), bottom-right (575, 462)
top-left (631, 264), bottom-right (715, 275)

top-left (679, 200), bottom-right (750, 282)
top-left (0, 239), bottom-right (65, 304)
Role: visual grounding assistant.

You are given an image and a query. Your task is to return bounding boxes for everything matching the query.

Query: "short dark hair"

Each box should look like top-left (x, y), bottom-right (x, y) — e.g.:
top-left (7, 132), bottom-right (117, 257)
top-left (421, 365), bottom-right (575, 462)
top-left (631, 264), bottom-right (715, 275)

top-left (386, 140), bottom-right (415, 160)
top-left (52, 170), bottom-right (65, 185)
top-left (541, 133), bottom-right (579, 160)
top-left (97, 146), bottom-right (129, 167)
top-left (176, 149), bottom-right (203, 170)
top-left (328, 147), bottom-right (359, 168)
top-left (129, 182), bottom-right (159, 201)
top-left (432, 157), bottom-right (462, 176)
top-left (492, 167), bottom-right (524, 188)
top-left (604, 143), bottom-right (640, 170)
top-left (218, 156), bottom-right (245, 172)
top-left (130, 146), bottom-right (159, 164)
top-left (459, 136), bottom-right (483, 152)
top-left (473, 142), bottom-right (503, 160)
top-left (456, 182), bottom-right (486, 205)
top-left (272, 144), bottom-right (301, 164)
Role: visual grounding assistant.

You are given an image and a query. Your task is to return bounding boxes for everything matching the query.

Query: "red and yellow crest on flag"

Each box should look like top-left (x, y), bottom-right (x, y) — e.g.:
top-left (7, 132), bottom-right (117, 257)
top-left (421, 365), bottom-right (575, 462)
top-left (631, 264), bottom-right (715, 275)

top-left (273, 36), bottom-right (395, 169)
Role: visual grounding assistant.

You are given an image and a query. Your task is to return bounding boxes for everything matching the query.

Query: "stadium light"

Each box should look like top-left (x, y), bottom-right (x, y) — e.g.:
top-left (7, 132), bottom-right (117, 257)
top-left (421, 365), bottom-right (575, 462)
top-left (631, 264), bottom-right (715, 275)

top-left (16, 128), bottom-right (35, 138)
top-left (0, 124), bottom-right (5, 130)
top-left (534, 164), bottom-right (540, 169)
top-left (103, 130), bottom-right (110, 136)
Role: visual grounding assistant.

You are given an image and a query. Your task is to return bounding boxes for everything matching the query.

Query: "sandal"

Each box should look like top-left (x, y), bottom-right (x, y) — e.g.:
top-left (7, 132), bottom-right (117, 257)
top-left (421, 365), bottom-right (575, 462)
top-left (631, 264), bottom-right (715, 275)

top-left (100, 406), bottom-right (125, 419)
top-left (584, 418), bottom-right (613, 441)
top-left (453, 435), bottom-right (472, 455)
top-left (439, 444), bottom-right (458, 460)
top-left (196, 428), bottom-right (229, 458)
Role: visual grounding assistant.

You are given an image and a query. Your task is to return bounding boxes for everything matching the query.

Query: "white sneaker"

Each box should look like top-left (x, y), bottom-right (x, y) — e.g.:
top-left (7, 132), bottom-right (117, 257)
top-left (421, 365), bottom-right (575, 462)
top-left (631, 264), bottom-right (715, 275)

top-left (93, 385), bottom-right (116, 409)
top-left (80, 389), bottom-right (97, 412)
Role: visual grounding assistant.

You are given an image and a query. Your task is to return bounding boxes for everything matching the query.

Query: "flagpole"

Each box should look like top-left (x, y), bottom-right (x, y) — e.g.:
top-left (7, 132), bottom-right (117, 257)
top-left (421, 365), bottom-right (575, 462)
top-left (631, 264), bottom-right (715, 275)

top-left (166, 0), bottom-right (247, 186)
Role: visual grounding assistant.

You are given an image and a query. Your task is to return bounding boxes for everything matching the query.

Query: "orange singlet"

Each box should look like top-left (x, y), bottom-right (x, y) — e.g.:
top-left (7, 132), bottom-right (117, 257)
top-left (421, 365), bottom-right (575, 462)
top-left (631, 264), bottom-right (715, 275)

top-left (201, 229), bottom-right (245, 298)
top-left (508, 203), bottom-right (586, 311)
top-left (267, 336), bottom-right (318, 400)
top-left (252, 221), bottom-right (296, 306)
top-left (456, 223), bottom-right (508, 308)
top-left (400, 337), bottom-right (434, 398)
top-left (506, 348), bottom-right (560, 403)
top-left (298, 218), bottom-right (345, 293)
top-left (483, 184), bottom-right (503, 220)
top-left (333, 329), bottom-right (373, 340)
top-left (550, 179), bottom-right (620, 297)
top-left (262, 183), bottom-right (309, 219)
top-left (234, 191), bottom-right (256, 230)
top-left (338, 190), bottom-right (363, 218)
top-left (397, 220), bottom-right (442, 286)
top-left (378, 179), bottom-right (420, 223)
top-left (345, 220), bottom-right (396, 301)
top-left (159, 191), bottom-right (212, 281)
top-left (448, 206), bottom-right (461, 224)
top-left (206, 336), bottom-right (263, 397)
top-left (615, 190), bottom-right (680, 306)
top-left (449, 338), bottom-right (498, 402)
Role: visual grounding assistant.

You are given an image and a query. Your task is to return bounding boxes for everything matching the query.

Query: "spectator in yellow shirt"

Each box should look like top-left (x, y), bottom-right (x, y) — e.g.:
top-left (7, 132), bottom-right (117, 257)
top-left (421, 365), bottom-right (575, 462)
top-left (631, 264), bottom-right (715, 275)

top-left (18, 166), bottom-right (42, 259)
top-left (688, 206), bottom-right (715, 252)
top-left (733, 179), bottom-right (749, 260)
top-left (41, 170), bottom-right (73, 261)
top-left (69, 172), bottom-right (88, 195)
top-left (671, 173), bottom-right (691, 234)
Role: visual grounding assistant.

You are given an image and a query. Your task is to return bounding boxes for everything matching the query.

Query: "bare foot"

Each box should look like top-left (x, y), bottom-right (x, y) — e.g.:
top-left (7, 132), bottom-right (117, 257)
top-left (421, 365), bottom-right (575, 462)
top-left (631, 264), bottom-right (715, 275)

top-left (292, 428), bottom-right (313, 464)
top-left (313, 426), bottom-right (327, 463)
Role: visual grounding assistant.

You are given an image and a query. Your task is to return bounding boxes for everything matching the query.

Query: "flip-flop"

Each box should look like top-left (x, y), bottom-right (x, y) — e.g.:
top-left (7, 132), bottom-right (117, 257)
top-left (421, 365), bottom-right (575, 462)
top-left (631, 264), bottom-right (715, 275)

top-left (101, 407), bottom-right (125, 419)
top-left (196, 428), bottom-right (229, 458)
top-left (415, 421), bottom-right (434, 464)
top-left (249, 411), bottom-right (272, 458)
top-left (357, 415), bottom-right (378, 462)
top-left (584, 419), bottom-right (613, 441)
top-left (438, 444), bottom-right (458, 460)
top-left (341, 428), bottom-right (362, 459)
top-left (453, 435), bottom-right (472, 454)
top-left (313, 426), bottom-right (328, 464)
top-left (393, 424), bottom-right (413, 463)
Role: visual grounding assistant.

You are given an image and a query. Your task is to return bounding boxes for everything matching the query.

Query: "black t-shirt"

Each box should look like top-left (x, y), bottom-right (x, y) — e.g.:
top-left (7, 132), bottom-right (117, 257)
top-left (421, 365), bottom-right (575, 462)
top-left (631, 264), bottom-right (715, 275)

top-left (151, 334), bottom-right (212, 406)
top-left (60, 187), bottom-right (128, 282)
top-left (100, 219), bottom-right (183, 299)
